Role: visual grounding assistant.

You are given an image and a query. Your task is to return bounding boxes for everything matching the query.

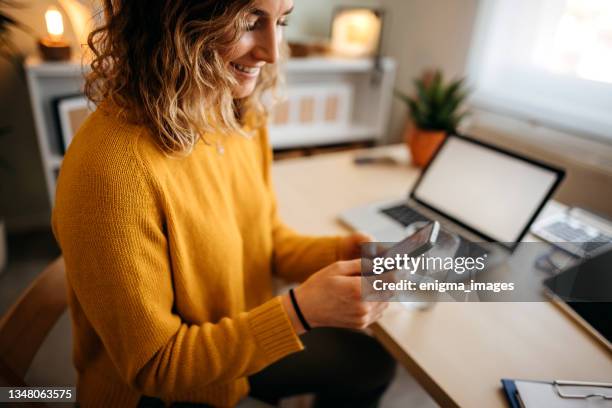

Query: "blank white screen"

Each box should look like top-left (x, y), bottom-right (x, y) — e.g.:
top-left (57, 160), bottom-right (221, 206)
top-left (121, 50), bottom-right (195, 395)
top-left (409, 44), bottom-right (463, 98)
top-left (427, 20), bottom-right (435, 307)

top-left (413, 137), bottom-right (558, 242)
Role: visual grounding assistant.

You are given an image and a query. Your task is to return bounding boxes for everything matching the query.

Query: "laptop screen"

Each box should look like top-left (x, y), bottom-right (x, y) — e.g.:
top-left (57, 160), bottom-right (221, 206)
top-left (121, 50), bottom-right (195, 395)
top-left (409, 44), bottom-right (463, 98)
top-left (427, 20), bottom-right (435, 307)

top-left (411, 135), bottom-right (564, 244)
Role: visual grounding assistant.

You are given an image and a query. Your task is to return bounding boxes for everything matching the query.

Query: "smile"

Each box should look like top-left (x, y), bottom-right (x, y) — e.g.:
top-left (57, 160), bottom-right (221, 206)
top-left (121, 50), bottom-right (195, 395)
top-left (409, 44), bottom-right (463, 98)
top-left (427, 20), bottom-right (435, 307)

top-left (231, 62), bottom-right (261, 76)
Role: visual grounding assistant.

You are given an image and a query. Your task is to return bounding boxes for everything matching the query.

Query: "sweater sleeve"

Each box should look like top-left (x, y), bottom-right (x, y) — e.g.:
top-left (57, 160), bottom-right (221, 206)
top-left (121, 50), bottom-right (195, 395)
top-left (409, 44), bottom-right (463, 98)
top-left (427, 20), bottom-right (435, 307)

top-left (258, 126), bottom-right (342, 283)
top-left (52, 143), bottom-right (302, 401)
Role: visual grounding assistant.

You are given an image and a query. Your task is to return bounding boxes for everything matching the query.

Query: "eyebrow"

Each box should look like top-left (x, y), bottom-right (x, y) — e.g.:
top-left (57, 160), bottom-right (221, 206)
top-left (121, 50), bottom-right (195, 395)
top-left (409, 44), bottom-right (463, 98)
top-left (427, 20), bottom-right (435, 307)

top-left (253, 6), bottom-right (294, 18)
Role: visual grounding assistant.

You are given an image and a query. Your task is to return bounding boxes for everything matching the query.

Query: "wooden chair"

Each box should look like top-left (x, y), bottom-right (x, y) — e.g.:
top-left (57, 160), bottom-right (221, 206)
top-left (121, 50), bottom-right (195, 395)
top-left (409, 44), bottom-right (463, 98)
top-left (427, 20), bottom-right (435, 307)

top-left (0, 258), bottom-right (306, 407)
top-left (0, 257), bottom-right (67, 388)
top-left (0, 257), bottom-right (67, 408)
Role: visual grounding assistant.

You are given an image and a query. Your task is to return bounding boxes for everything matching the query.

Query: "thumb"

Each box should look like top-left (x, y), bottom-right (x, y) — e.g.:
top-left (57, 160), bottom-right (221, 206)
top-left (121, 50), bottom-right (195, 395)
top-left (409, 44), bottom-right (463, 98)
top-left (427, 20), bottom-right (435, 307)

top-left (353, 232), bottom-right (374, 243)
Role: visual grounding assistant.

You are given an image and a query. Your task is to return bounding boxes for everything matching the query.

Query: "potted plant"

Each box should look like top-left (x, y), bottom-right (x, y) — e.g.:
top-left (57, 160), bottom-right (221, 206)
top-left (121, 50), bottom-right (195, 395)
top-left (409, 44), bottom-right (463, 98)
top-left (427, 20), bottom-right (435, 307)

top-left (395, 69), bottom-right (469, 167)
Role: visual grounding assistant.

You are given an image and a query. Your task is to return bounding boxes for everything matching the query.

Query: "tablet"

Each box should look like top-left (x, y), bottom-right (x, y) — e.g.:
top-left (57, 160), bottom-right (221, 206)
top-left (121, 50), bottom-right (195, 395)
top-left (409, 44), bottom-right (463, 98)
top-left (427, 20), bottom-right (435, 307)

top-left (543, 248), bottom-right (612, 350)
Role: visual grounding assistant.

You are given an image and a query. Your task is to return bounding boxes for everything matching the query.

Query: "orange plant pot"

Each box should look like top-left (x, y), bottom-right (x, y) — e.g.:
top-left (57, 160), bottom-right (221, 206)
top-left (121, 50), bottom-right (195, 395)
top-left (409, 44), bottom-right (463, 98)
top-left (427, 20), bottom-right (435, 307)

top-left (404, 125), bottom-right (446, 168)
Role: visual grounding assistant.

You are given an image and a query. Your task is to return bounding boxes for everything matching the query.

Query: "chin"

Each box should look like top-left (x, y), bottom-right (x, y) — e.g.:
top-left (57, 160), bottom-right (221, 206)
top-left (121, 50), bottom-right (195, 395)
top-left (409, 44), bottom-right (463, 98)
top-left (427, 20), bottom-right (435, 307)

top-left (232, 80), bottom-right (258, 99)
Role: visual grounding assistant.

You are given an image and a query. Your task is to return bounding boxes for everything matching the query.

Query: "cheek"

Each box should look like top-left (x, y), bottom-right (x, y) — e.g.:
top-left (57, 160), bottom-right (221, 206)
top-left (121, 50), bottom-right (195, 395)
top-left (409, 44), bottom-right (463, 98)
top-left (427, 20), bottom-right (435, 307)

top-left (227, 33), bottom-right (255, 61)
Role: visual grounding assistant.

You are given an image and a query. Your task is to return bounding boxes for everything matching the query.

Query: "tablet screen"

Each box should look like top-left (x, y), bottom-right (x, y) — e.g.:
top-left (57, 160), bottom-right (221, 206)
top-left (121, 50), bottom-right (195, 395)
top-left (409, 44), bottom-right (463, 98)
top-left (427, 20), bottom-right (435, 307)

top-left (543, 249), bottom-right (612, 343)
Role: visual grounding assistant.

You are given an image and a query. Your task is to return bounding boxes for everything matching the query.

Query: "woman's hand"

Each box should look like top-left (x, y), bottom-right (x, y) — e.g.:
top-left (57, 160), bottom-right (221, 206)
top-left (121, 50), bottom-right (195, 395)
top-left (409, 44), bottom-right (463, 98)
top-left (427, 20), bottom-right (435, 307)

top-left (282, 259), bottom-right (388, 335)
top-left (338, 233), bottom-right (373, 260)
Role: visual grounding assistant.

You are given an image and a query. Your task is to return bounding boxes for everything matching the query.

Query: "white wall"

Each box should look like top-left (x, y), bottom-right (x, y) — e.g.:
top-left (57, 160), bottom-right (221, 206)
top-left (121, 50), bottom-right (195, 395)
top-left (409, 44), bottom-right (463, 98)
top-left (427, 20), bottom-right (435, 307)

top-left (379, 0), bottom-right (479, 143)
top-left (289, 0), bottom-right (480, 143)
top-left (0, 0), bottom-right (480, 230)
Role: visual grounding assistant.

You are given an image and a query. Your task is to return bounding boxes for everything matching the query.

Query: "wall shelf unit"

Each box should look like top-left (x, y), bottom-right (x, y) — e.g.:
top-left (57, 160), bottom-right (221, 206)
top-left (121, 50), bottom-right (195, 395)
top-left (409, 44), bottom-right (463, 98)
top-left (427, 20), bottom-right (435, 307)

top-left (272, 57), bottom-right (395, 149)
top-left (24, 56), bottom-right (395, 205)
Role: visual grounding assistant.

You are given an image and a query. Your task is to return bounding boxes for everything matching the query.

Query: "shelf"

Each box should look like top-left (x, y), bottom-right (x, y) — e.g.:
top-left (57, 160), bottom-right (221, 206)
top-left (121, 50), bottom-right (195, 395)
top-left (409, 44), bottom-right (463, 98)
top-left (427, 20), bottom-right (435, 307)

top-left (25, 55), bottom-right (395, 75)
top-left (269, 125), bottom-right (378, 149)
top-left (25, 56), bottom-right (84, 76)
top-left (285, 56), bottom-right (395, 73)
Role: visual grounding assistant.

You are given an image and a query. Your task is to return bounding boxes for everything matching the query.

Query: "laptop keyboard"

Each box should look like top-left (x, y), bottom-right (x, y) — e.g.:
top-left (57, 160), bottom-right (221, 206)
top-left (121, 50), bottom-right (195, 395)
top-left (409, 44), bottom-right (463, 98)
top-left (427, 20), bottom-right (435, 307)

top-left (544, 221), bottom-right (611, 253)
top-left (381, 204), bottom-right (430, 226)
top-left (454, 236), bottom-right (489, 259)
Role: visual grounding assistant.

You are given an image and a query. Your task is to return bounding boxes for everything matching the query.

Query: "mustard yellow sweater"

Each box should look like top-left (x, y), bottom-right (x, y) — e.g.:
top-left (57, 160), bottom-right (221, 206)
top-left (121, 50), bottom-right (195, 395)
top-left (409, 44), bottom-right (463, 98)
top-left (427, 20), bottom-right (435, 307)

top-left (52, 103), bottom-right (341, 407)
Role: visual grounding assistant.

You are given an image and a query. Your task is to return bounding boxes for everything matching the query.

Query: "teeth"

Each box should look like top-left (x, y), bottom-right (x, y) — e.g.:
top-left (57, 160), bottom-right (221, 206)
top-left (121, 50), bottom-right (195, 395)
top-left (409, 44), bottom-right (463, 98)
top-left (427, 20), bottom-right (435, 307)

top-left (233, 63), bottom-right (260, 74)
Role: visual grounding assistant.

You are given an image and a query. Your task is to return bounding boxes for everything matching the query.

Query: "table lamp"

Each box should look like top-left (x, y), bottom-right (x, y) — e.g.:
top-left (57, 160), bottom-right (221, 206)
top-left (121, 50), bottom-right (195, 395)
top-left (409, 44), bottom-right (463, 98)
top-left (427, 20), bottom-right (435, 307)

top-left (331, 8), bottom-right (383, 58)
top-left (38, 6), bottom-right (71, 61)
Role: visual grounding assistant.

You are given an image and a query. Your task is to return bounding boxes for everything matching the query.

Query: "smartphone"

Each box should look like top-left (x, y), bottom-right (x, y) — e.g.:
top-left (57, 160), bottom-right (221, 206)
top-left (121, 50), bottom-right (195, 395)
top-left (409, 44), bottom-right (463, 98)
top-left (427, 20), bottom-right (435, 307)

top-left (365, 221), bottom-right (440, 275)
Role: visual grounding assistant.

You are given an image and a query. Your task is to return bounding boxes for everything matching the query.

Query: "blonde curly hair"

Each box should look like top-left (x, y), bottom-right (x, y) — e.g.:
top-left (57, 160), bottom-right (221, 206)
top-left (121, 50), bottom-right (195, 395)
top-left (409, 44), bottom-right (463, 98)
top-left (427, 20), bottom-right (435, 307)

top-left (85, 0), bottom-right (281, 154)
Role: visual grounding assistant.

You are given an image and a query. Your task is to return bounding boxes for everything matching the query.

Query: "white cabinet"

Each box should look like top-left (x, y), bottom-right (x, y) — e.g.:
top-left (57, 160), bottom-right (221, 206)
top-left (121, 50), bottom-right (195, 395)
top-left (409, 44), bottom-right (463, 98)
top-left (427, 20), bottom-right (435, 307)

top-left (270, 57), bottom-right (396, 148)
top-left (25, 57), bottom-right (83, 207)
top-left (25, 56), bottom-right (395, 205)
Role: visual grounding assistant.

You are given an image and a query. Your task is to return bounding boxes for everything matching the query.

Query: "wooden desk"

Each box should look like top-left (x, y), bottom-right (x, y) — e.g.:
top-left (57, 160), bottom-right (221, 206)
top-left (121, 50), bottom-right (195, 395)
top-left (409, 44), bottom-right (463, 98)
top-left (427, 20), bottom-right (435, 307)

top-left (272, 145), bottom-right (612, 408)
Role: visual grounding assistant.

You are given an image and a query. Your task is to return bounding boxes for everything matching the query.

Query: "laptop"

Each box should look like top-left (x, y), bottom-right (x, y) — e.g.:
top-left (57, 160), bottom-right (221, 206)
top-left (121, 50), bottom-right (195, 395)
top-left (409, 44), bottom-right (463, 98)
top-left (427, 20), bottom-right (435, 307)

top-left (531, 207), bottom-right (612, 258)
top-left (339, 134), bottom-right (565, 252)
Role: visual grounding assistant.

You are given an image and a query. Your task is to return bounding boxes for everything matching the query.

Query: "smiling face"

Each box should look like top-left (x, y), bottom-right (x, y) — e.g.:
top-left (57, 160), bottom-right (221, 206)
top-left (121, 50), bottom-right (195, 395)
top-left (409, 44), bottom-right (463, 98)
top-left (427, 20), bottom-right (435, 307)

top-left (226, 0), bottom-right (293, 99)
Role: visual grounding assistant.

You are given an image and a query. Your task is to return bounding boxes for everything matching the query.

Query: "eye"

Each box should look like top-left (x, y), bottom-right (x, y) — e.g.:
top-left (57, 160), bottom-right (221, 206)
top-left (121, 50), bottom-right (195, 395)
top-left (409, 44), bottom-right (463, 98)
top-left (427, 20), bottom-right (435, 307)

top-left (246, 18), bottom-right (260, 31)
top-left (245, 15), bottom-right (289, 31)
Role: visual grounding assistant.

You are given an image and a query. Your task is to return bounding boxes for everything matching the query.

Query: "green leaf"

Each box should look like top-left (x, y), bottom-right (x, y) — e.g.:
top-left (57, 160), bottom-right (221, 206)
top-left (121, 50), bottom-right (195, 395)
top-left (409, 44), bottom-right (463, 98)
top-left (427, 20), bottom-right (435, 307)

top-left (393, 88), bottom-right (412, 106)
top-left (407, 99), bottom-right (423, 126)
top-left (443, 78), bottom-right (464, 102)
top-left (410, 69), bottom-right (470, 131)
top-left (414, 79), bottom-right (429, 106)
top-left (431, 71), bottom-right (444, 109)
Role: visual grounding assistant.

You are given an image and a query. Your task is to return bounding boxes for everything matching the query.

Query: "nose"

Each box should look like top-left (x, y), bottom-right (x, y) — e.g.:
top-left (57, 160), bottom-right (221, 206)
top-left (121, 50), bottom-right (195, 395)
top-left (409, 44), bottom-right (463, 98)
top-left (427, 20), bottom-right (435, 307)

top-left (253, 22), bottom-right (280, 64)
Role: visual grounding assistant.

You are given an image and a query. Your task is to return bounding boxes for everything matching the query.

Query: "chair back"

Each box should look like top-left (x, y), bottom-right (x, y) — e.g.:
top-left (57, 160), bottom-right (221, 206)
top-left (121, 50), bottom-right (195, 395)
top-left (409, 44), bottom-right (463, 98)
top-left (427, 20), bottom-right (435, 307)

top-left (0, 257), bottom-right (67, 386)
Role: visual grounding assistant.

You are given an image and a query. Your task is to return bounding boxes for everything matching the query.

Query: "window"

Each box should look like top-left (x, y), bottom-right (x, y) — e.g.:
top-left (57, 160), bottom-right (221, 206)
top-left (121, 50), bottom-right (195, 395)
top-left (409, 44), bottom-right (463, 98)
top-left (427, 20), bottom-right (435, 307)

top-left (467, 0), bottom-right (612, 142)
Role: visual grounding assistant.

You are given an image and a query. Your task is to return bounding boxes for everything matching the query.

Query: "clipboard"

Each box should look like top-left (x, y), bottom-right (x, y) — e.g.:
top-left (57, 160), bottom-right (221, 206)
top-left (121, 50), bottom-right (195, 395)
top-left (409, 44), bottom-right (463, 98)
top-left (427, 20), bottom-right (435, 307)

top-left (501, 379), bottom-right (612, 407)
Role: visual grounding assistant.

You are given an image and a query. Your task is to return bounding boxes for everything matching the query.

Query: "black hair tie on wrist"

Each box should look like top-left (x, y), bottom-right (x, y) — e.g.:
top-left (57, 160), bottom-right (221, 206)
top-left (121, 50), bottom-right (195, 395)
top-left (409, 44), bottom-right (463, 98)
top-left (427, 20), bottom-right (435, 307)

top-left (289, 288), bottom-right (311, 331)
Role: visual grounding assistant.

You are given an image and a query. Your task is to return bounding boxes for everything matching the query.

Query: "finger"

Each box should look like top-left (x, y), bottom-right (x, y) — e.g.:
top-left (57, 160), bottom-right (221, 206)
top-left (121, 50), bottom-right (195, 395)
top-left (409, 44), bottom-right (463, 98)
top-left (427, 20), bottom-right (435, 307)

top-left (353, 234), bottom-right (375, 256)
top-left (367, 304), bottom-right (387, 321)
top-left (354, 302), bottom-right (384, 320)
top-left (332, 259), bottom-right (362, 276)
top-left (344, 233), bottom-right (374, 260)
top-left (361, 312), bottom-right (383, 328)
top-left (375, 301), bottom-right (389, 313)
top-left (361, 258), bottom-right (375, 276)
top-left (371, 311), bottom-right (384, 323)
top-left (353, 232), bottom-right (374, 243)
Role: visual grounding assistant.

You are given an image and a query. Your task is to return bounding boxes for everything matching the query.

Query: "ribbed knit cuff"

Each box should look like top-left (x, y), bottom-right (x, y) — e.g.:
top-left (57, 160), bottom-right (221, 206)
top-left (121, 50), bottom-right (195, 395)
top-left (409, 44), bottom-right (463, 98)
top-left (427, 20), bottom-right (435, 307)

top-left (247, 296), bottom-right (304, 364)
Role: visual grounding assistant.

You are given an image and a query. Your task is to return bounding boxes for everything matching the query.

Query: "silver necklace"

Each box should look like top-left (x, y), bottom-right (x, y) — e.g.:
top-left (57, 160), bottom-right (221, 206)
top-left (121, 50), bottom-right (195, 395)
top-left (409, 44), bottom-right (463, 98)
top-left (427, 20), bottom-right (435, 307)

top-left (215, 140), bottom-right (225, 155)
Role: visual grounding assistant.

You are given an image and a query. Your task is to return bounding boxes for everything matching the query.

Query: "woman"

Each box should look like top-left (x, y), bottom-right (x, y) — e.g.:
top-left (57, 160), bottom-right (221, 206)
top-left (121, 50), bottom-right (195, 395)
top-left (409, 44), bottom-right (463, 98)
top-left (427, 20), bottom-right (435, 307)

top-left (52, 1), bottom-right (395, 407)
